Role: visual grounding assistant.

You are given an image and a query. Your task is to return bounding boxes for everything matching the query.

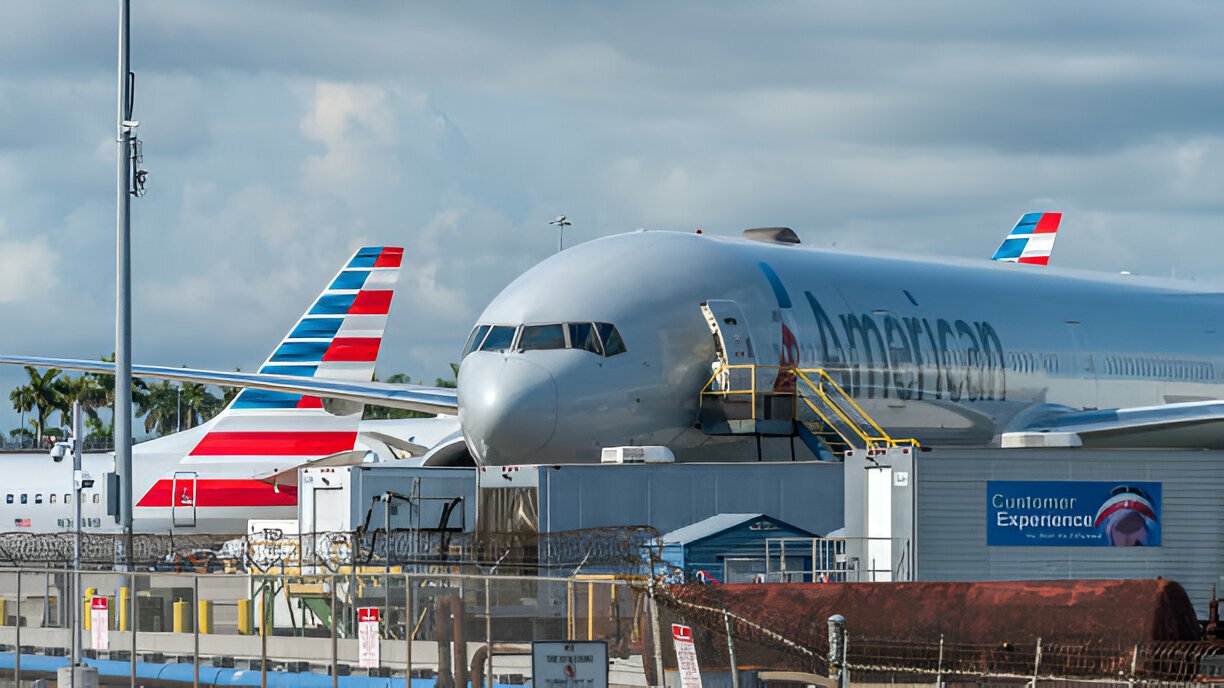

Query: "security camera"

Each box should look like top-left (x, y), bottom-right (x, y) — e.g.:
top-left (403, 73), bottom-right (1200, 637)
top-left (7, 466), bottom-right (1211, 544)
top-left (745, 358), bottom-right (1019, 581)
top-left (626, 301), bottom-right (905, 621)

top-left (49, 442), bottom-right (69, 462)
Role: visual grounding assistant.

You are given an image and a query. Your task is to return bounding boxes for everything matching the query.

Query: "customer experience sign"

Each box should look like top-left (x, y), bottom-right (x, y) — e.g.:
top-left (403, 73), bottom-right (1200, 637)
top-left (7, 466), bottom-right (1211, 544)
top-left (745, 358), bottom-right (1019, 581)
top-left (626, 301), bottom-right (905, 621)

top-left (987, 481), bottom-right (1161, 546)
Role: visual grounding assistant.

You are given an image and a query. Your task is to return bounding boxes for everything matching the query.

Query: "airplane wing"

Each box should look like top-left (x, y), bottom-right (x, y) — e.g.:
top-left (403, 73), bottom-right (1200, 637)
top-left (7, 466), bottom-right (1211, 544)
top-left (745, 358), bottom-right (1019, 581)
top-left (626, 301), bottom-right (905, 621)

top-left (0, 355), bottom-right (459, 415)
top-left (992, 212), bottom-right (1061, 265)
top-left (1004, 399), bottom-right (1224, 449)
top-left (255, 449), bottom-right (371, 488)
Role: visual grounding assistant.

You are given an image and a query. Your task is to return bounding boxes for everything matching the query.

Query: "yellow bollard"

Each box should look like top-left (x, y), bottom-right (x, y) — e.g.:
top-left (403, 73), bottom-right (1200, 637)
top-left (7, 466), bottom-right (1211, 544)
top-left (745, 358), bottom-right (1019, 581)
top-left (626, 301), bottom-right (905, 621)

top-left (197, 599), bottom-right (213, 634)
top-left (0, 597), bottom-right (7, 627)
top-left (237, 599), bottom-right (254, 635)
top-left (173, 599), bottom-right (191, 634)
top-left (83, 587), bottom-right (96, 631)
top-left (107, 596), bottom-right (116, 630)
top-left (118, 587), bottom-right (129, 632)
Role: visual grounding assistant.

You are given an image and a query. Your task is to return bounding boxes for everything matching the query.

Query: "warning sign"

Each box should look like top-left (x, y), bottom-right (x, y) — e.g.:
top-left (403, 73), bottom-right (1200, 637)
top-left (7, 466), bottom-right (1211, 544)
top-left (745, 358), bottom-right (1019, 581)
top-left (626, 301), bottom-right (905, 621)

top-left (357, 607), bottom-right (380, 668)
top-left (531, 641), bottom-right (608, 688)
top-left (90, 596), bottom-right (109, 650)
top-left (672, 624), bottom-right (701, 688)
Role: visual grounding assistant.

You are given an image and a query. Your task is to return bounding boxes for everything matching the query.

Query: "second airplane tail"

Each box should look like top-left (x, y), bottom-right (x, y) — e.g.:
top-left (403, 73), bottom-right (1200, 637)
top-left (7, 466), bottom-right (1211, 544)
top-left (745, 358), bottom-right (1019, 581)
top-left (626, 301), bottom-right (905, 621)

top-left (992, 212), bottom-right (1061, 265)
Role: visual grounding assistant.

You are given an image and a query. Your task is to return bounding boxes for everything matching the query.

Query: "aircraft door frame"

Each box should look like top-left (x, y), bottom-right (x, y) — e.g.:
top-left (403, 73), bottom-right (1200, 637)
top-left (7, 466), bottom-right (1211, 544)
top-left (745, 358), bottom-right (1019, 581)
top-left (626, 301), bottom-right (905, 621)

top-left (700, 300), bottom-right (760, 391)
top-left (171, 471), bottom-right (197, 527)
top-left (1065, 321), bottom-right (1099, 410)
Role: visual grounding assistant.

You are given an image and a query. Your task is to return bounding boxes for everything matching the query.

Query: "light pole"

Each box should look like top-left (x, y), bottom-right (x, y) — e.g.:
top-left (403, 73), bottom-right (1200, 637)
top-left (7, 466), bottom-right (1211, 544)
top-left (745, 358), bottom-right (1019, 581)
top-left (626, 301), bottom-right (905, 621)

top-left (54, 401), bottom-right (97, 687)
top-left (549, 215), bottom-right (572, 253)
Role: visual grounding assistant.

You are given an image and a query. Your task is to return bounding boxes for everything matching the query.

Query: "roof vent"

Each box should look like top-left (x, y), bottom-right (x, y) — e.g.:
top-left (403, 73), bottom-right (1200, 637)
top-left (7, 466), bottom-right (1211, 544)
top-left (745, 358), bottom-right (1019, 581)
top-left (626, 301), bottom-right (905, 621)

top-left (742, 227), bottom-right (800, 244)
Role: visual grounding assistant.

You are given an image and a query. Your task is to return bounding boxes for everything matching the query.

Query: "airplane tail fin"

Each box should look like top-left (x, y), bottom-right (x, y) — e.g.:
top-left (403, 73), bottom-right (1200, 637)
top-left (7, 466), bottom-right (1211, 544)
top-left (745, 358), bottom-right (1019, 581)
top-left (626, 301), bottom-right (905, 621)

top-left (230, 246), bottom-right (403, 411)
top-left (992, 212), bottom-right (1061, 265)
top-left (135, 246), bottom-right (403, 510)
top-left (192, 245), bottom-right (402, 453)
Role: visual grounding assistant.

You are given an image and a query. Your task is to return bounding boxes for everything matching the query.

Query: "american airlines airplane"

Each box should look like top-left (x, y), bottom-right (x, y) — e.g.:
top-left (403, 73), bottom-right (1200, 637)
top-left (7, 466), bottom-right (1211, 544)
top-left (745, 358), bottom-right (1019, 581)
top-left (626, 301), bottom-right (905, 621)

top-left (0, 246), bottom-right (461, 533)
top-left (45, 212), bottom-right (1224, 528)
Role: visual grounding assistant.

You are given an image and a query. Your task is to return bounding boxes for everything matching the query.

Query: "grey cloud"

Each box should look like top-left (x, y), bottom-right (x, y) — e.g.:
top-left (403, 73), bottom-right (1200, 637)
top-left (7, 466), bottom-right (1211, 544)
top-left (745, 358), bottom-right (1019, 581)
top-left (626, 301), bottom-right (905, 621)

top-left (6, 1), bottom-right (1224, 432)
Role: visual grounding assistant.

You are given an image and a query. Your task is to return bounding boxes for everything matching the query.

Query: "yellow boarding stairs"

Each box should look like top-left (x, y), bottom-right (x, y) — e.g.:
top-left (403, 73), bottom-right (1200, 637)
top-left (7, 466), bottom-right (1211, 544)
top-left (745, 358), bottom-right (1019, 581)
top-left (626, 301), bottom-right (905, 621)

top-left (699, 364), bottom-right (918, 459)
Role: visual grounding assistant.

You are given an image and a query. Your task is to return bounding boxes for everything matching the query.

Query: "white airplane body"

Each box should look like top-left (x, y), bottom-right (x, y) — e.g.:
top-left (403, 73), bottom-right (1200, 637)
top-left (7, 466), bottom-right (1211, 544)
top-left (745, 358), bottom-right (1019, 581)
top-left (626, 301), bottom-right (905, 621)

top-left (0, 246), bottom-right (465, 534)
top-left (45, 213), bottom-right (1224, 537)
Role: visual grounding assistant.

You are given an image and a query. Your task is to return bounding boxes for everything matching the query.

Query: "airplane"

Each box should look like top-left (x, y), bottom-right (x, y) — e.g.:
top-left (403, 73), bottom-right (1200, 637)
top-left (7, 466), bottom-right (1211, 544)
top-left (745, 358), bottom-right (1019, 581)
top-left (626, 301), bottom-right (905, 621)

top-left (8, 213), bottom-right (1219, 474)
top-left (0, 245), bottom-right (464, 534)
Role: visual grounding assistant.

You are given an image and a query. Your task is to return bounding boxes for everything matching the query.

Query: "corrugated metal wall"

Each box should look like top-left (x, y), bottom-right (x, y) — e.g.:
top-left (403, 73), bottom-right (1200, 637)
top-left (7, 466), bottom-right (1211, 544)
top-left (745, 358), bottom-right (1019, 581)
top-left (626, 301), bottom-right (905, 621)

top-left (915, 448), bottom-right (1224, 616)
top-left (539, 462), bottom-right (844, 536)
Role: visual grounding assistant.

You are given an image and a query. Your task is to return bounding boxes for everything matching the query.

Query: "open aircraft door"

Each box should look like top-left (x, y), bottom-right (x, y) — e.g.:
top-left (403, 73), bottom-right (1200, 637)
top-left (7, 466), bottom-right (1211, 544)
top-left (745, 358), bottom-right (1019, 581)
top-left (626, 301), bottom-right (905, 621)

top-left (171, 471), bottom-right (197, 527)
top-left (700, 300), bottom-right (794, 438)
top-left (701, 300), bottom-right (758, 387)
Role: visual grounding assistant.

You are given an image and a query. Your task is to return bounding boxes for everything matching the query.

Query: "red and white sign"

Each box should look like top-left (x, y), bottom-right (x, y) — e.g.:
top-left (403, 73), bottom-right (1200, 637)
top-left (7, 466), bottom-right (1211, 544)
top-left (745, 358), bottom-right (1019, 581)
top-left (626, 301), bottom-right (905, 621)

top-left (672, 624), bottom-right (702, 688)
top-left (357, 607), bottom-right (380, 668)
top-left (90, 596), bottom-right (109, 650)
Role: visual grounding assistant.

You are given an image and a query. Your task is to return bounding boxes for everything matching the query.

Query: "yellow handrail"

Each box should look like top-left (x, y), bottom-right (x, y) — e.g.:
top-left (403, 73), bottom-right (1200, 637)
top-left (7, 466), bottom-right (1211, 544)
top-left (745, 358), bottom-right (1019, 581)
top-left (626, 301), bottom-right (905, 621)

top-left (700, 363), bottom-right (919, 452)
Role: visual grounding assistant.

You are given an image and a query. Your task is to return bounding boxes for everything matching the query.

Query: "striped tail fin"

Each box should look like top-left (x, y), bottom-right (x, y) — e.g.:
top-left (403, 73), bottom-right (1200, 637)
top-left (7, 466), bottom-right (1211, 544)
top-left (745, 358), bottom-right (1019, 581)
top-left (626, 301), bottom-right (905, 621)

top-left (187, 245), bottom-right (401, 456)
top-left (992, 212), bottom-right (1061, 266)
top-left (231, 246), bottom-right (403, 411)
top-left (135, 246), bottom-right (403, 513)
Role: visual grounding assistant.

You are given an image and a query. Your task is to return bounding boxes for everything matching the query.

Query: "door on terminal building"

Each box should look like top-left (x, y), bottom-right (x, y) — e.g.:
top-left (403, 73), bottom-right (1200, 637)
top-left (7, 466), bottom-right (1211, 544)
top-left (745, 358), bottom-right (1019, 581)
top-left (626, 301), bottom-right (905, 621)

top-left (171, 471), bottom-right (197, 527)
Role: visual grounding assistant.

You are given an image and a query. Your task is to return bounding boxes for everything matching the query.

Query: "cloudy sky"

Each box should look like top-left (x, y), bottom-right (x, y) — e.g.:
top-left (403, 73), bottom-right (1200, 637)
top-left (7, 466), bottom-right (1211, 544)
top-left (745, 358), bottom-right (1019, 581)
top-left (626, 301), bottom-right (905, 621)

top-left (2, 1), bottom-right (1224, 433)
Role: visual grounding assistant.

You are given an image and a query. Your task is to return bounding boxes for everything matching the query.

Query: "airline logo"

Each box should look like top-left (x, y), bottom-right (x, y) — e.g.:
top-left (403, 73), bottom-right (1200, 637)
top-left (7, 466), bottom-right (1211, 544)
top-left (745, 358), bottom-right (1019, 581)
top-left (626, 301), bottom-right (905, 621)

top-left (137, 246), bottom-right (403, 511)
top-left (235, 245), bottom-right (403, 409)
top-left (992, 212), bottom-right (1061, 265)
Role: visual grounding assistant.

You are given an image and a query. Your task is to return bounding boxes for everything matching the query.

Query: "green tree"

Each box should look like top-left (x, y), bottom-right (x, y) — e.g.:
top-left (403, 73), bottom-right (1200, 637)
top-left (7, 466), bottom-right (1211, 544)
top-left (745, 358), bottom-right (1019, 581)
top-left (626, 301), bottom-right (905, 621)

top-left (179, 381), bottom-right (222, 429)
top-left (9, 426), bottom-right (33, 444)
top-left (59, 373), bottom-right (108, 425)
top-left (362, 371), bottom-right (431, 419)
top-left (435, 363), bottom-right (459, 389)
top-left (9, 385), bottom-right (35, 448)
top-left (85, 353), bottom-right (150, 447)
top-left (221, 368), bottom-right (242, 406)
top-left (16, 366), bottom-right (68, 445)
top-left (136, 380), bottom-right (181, 436)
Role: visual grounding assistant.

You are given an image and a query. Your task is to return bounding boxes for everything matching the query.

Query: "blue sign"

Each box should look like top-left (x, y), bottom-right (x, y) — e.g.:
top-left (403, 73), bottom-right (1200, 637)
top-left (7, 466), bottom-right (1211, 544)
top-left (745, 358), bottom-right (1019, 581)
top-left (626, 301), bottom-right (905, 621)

top-left (986, 481), bottom-right (1161, 547)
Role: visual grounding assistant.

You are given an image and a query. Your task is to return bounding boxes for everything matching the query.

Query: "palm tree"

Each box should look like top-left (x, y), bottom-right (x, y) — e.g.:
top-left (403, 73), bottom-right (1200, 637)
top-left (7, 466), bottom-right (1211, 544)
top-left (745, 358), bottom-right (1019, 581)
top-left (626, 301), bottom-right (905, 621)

top-left (8, 427), bottom-right (34, 447)
top-left (136, 380), bottom-right (181, 437)
top-left (178, 382), bottom-right (222, 429)
top-left (9, 385), bottom-right (34, 448)
top-left (60, 374), bottom-right (108, 424)
top-left (435, 363), bottom-right (459, 389)
top-left (362, 371), bottom-right (435, 420)
top-left (221, 368), bottom-right (242, 406)
top-left (20, 366), bottom-right (67, 445)
top-left (87, 353), bottom-right (149, 446)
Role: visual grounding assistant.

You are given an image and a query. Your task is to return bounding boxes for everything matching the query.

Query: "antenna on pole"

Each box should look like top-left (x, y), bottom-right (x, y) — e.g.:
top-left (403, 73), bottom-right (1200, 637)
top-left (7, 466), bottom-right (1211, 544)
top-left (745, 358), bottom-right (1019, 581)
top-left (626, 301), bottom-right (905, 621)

top-left (549, 215), bottom-right (572, 253)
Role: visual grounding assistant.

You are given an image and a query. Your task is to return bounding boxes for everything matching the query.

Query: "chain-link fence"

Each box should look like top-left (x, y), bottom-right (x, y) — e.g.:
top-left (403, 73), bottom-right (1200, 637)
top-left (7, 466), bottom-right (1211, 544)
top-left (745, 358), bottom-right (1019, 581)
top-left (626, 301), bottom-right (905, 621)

top-left (0, 525), bottom-right (659, 575)
top-left (0, 567), bottom-right (650, 686)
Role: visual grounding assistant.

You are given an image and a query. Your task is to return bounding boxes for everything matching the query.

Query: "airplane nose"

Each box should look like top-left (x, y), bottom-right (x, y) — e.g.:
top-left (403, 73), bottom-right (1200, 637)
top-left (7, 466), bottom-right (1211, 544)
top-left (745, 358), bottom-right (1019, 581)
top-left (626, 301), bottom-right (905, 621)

top-left (459, 355), bottom-right (558, 464)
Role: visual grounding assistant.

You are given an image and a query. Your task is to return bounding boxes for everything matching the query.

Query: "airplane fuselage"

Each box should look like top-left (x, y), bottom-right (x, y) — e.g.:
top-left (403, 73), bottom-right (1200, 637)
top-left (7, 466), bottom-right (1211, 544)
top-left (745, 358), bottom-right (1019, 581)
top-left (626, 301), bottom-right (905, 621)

top-left (458, 230), bottom-right (1224, 463)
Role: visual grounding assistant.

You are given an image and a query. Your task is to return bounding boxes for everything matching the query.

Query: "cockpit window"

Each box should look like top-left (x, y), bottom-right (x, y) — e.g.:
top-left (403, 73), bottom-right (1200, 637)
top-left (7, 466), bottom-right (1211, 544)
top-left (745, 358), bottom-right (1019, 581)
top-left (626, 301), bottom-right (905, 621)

top-left (568, 323), bottom-right (603, 355)
top-left (480, 325), bottom-right (517, 352)
top-left (462, 324), bottom-right (491, 358)
top-left (520, 324), bottom-right (566, 351)
top-left (596, 322), bottom-right (627, 356)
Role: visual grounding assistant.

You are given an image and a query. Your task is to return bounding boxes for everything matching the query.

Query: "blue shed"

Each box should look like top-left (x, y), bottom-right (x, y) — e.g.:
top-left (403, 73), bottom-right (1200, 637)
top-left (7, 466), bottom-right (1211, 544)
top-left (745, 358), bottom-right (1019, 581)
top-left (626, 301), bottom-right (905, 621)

top-left (654, 513), bottom-right (817, 584)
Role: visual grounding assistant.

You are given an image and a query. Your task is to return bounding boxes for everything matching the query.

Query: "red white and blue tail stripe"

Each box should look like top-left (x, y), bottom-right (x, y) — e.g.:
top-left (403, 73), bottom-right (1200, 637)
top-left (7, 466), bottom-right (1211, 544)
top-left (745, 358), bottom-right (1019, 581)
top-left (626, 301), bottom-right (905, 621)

top-left (232, 246), bottom-right (402, 410)
top-left (992, 212), bottom-right (1061, 266)
top-left (134, 246), bottom-right (403, 511)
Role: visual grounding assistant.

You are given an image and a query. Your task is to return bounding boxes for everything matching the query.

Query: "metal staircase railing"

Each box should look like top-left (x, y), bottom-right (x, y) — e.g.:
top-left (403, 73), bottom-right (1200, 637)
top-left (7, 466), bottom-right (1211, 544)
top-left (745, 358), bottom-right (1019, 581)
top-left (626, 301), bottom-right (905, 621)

top-left (699, 364), bottom-right (918, 456)
top-left (792, 368), bottom-right (919, 453)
